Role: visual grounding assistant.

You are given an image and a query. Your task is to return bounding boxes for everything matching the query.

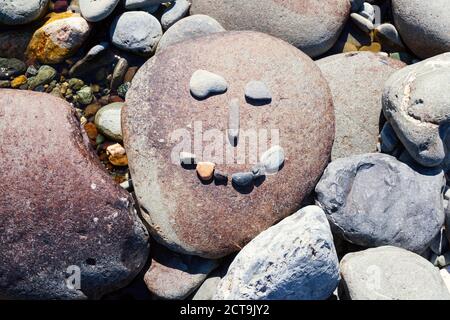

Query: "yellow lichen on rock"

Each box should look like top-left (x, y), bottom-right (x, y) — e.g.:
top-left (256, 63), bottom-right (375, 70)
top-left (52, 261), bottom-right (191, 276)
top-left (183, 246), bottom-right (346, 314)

top-left (26, 12), bottom-right (90, 64)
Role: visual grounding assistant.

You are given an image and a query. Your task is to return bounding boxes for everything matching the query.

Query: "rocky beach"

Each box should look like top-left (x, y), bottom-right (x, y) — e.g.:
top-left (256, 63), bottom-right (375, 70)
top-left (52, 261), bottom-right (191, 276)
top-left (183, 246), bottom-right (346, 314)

top-left (0, 0), bottom-right (450, 301)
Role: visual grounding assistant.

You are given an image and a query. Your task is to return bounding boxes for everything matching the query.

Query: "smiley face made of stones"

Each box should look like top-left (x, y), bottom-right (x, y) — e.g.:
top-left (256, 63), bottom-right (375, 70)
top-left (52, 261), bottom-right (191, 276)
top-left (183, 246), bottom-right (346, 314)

top-left (185, 68), bottom-right (285, 192)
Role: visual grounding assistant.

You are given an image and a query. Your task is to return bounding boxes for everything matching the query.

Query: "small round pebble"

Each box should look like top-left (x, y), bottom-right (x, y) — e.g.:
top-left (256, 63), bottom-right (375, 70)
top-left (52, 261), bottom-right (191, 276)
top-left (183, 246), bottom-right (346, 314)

top-left (196, 162), bottom-right (216, 181)
top-left (260, 145), bottom-right (285, 174)
top-left (190, 69), bottom-right (228, 99)
top-left (110, 11), bottom-right (162, 55)
top-left (232, 172), bottom-right (254, 188)
top-left (244, 80), bottom-right (272, 103)
top-left (161, 0), bottom-right (191, 30)
top-left (94, 102), bottom-right (124, 142)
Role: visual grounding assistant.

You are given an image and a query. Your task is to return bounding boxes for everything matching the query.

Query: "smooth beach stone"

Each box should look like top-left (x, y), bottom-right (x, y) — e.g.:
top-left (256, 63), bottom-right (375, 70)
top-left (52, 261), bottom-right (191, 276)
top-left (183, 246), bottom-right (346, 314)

top-left (375, 23), bottom-right (405, 50)
top-left (196, 162), bottom-right (216, 181)
top-left (260, 145), bottom-right (285, 174)
top-left (190, 0), bottom-right (350, 58)
top-left (123, 31), bottom-right (335, 259)
top-left (0, 29), bottom-right (34, 60)
top-left (144, 243), bottom-right (219, 300)
top-left (26, 13), bottom-right (91, 64)
top-left (124, 0), bottom-right (165, 10)
top-left (190, 69), bottom-right (228, 99)
top-left (382, 53), bottom-right (450, 168)
top-left (161, 0), bottom-right (190, 30)
top-left (79, 0), bottom-right (120, 22)
top-left (340, 246), bottom-right (450, 300)
top-left (245, 80), bottom-right (272, 103)
top-left (0, 90), bottom-right (149, 299)
top-left (0, 0), bottom-right (49, 25)
top-left (358, 2), bottom-right (375, 22)
top-left (94, 102), bottom-right (123, 142)
top-left (192, 264), bottom-right (229, 300)
top-left (392, 0), bottom-right (450, 59)
top-left (231, 172), bottom-right (254, 188)
top-left (214, 206), bottom-right (340, 300)
top-left (27, 65), bottom-right (57, 90)
top-left (350, 13), bottom-right (374, 33)
top-left (317, 52), bottom-right (405, 160)
top-left (110, 11), bottom-right (162, 56)
top-left (315, 153), bottom-right (446, 254)
top-left (157, 15), bottom-right (225, 53)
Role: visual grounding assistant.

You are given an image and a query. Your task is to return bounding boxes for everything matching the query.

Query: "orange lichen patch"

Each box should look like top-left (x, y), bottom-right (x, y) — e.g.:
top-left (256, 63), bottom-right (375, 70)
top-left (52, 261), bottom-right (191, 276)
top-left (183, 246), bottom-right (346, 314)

top-left (11, 75), bottom-right (27, 88)
top-left (26, 12), bottom-right (87, 64)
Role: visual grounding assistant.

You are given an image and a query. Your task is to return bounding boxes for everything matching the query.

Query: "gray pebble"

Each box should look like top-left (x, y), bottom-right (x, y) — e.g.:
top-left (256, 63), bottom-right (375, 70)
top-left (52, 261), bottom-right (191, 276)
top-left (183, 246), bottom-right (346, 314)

top-left (124, 0), bottom-right (165, 10)
top-left (358, 2), bottom-right (375, 22)
top-left (244, 80), bottom-right (272, 103)
top-left (79, 0), bottom-right (120, 22)
top-left (189, 69), bottom-right (228, 99)
top-left (161, 0), bottom-right (191, 30)
top-left (110, 11), bottom-right (162, 55)
top-left (260, 145), bottom-right (285, 174)
top-left (376, 23), bottom-right (405, 49)
top-left (0, 58), bottom-right (26, 80)
top-left (0, 0), bottom-right (49, 25)
top-left (110, 58), bottom-right (129, 92)
top-left (214, 171), bottom-right (228, 185)
top-left (94, 102), bottom-right (123, 142)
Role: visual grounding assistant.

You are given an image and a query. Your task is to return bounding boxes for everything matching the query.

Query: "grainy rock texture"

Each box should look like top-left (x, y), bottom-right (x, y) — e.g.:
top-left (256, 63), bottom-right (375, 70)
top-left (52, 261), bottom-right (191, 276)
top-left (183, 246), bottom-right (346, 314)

top-left (190, 0), bottom-right (350, 58)
top-left (382, 53), bottom-right (450, 169)
top-left (123, 31), bottom-right (335, 259)
top-left (0, 0), bottom-right (49, 25)
top-left (0, 90), bottom-right (149, 299)
top-left (315, 153), bottom-right (445, 254)
top-left (317, 52), bottom-right (405, 160)
top-left (340, 246), bottom-right (450, 300)
top-left (392, 0), bottom-right (450, 59)
top-left (213, 206), bottom-right (340, 300)
top-left (144, 243), bottom-right (219, 300)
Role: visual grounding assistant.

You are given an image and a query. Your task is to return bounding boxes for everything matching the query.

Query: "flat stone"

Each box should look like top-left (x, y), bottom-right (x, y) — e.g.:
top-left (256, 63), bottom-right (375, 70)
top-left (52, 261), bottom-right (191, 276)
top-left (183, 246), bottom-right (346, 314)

top-left (144, 243), bottom-right (219, 300)
top-left (0, 58), bottom-right (26, 80)
top-left (0, 0), bottom-right (49, 25)
top-left (79, 0), bottom-right (120, 22)
top-left (260, 145), bottom-right (285, 174)
top-left (157, 14), bottom-right (225, 53)
top-left (161, 0), bottom-right (190, 30)
top-left (392, 0), bottom-right (450, 59)
top-left (94, 102), bottom-right (123, 142)
top-left (190, 0), bottom-right (350, 58)
top-left (317, 51), bottom-right (405, 160)
top-left (0, 90), bottom-right (149, 299)
top-left (214, 206), bottom-right (340, 300)
top-left (340, 246), bottom-right (450, 300)
top-left (123, 31), bottom-right (335, 259)
top-left (382, 53), bottom-right (450, 168)
top-left (110, 11), bottom-right (162, 56)
top-left (244, 80), bottom-right (271, 103)
top-left (190, 69), bottom-right (228, 100)
top-left (375, 23), bottom-right (405, 50)
top-left (358, 2), bottom-right (375, 22)
top-left (196, 162), bottom-right (215, 181)
top-left (315, 153), bottom-right (446, 253)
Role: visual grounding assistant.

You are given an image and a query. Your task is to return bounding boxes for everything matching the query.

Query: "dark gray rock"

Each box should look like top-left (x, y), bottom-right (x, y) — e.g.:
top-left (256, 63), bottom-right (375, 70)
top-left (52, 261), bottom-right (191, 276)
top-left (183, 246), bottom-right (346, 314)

top-left (214, 206), bottom-right (340, 300)
top-left (315, 153), bottom-right (446, 253)
top-left (340, 246), bottom-right (450, 300)
top-left (0, 58), bottom-right (26, 80)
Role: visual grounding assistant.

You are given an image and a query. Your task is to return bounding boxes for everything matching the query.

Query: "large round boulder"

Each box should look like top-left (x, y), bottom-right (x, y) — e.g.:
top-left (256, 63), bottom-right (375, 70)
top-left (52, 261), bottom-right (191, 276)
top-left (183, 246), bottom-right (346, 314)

top-left (190, 0), bottom-right (350, 58)
top-left (0, 0), bottom-right (49, 25)
top-left (317, 52), bottom-right (405, 160)
top-left (392, 0), bottom-right (450, 59)
top-left (0, 90), bottom-right (149, 299)
top-left (123, 31), bottom-right (335, 259)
